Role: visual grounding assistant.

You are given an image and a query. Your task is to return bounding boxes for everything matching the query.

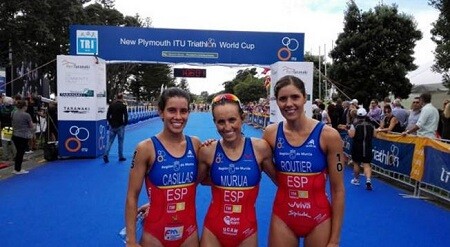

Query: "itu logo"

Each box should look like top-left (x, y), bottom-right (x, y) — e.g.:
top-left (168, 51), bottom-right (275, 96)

top-left (277, 37), bottom-right (300, 61)
top-left (76, 30), bottom-right (98, 55)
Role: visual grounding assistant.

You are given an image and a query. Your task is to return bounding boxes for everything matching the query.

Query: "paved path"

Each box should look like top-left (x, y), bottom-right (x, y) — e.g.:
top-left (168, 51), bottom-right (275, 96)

top-left (0, 149), bottom-right (46, 180)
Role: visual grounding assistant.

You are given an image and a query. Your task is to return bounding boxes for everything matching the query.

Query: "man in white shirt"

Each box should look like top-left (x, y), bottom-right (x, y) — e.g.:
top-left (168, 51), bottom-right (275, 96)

top-left (402, 93), bottom-right (439, 138)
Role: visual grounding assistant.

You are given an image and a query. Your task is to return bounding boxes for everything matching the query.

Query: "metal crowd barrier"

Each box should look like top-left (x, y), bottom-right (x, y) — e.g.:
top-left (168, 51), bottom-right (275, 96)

top-left (127, 106), bottom-right (159, 124)
top-left (245, 112), bottom-right (270, 129)
top-left (245, 112), bottom-right (450, 204)
top-left (342, 131), bottom-right (450, 204)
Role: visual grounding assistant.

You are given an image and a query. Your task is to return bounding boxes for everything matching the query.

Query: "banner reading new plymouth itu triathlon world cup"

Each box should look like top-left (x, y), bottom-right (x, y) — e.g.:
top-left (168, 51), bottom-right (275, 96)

top-left (57, 55), bottom-right (107, 158)
top-left (69, 25), bottom-right (304, 66)
top-left (269, 62), bottom-right (313, 123)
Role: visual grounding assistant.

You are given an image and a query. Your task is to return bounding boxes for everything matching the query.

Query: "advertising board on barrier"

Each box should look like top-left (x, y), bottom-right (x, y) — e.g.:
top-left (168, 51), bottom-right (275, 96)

top-left (269, 62), bottom-right (313, 123)
top-left (371, 138), bottom-right (415, 176)
top-left (70, 25), bottom-right (304, 66)
top-left (57, 55), bottom-right (107, 157)
top-left (422, 142), bottom-right (450, 191)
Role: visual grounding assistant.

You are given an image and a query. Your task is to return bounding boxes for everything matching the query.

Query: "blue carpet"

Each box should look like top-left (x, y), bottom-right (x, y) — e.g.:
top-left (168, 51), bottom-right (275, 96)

top-left (0, 113), bottom-right (449, 247)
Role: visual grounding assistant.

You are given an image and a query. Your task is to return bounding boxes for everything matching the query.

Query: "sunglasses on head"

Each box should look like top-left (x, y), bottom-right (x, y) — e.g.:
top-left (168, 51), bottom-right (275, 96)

top-left (211, 93), bottom-right (241, 105)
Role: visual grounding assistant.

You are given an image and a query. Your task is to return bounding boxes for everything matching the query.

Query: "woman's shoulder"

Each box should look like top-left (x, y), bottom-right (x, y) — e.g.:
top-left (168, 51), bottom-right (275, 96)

top-left (264, 122), bottom-right (279, 133)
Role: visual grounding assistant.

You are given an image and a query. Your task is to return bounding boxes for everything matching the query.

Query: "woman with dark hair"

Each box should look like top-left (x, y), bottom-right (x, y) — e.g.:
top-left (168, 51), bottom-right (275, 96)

top-left (263, 75), bottom-right (345, 247)
top-left (440, 101), bottom-right (450, 141)
top-left (124, 87), bottom-right (201, 247)
top-left (198, 93), bottom-right (276, 247)
top-left (11, 100), bottom-right (34, 174)
top-left (377, 104), bottom-right (403, 133)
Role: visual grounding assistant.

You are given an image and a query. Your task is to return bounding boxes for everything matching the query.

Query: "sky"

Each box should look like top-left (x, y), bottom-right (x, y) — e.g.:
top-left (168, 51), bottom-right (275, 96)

top-left (113, 0), bottom-right (442, 95)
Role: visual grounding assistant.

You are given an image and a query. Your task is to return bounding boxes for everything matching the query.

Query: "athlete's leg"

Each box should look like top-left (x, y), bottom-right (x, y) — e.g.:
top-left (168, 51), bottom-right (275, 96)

top-left (239, 232), bottom-right (257, 247)
top-left (304, 218), bottom-right (331, 247)
top-left (268, 215), bottom-right (298, 247)
top-left (353, 161), bottom-right (360, 180)
top-left (141, 231), bottom-right (164, 247)
top-left (200, 227), bottom-right (221, 247)
top-left (362, 163), bottom-right (372, 180)
top-left (180, 229), bottom-right (199, 247)
top-left (363, 163), bottom-right (373, 190)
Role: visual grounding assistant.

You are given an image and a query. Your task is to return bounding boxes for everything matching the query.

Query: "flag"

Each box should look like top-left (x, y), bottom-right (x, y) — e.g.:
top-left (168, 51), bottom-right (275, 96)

top-left (160, 84), bottom-right (164, 96)
top-left (264, 75), bottom-right (271, 90)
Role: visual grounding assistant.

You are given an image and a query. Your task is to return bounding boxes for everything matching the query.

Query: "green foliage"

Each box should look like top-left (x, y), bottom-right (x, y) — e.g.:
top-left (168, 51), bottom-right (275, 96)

top-left (329, 0), bottom-right (421, 107)
top-left (222, 68), bottom-right (258, 94)
top-left (128, 63), bottom-right (175, 102)
top-left (429, 0), bottom-right (450, 88)
top-left (177, 78), bottom-right (190, 92)
top-left (233, 73), bottom-right (266, 103)
top-left (0, 0), bottom-right (168, 103)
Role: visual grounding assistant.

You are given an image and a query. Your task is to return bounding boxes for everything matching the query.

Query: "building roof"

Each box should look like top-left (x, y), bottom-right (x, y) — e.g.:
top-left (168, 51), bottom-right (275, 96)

top-left (411, 83), bottom-right (448, 93)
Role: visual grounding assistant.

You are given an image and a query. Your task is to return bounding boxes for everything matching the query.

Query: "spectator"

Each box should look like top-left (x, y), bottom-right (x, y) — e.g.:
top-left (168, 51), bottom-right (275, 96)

top-left (35, 107), bottom-right (47, 147)
top-left (437, 99), bottom-right (449, 138)
top-left (0, 97), bottom-right (16, 161)
top-left (11, 100), bottom-right (34, 174)
top-left (337, 100), bottom-right (351, 133)
top-left (312, 107), bottom-right (322, 121)
top-left (103, 93), bottom-right (128, 163)
top-left (377, 105), bottom-right (403, 133)
top-left (402, 93), bottom-right (439, 138)
top-left (440, 101), bottom-right (450, 141)
top-left (330, 98), bottom-right (344, 130)
top-left (26, 96), bottom-right (38, 152)
top-left (381, 97), bottom-right (392, 118)
top-left (319, 102), bottom-right (331, 125)
top-left (47, 101), bottom-right (58, 141)
top-left (392, 99), bottom-right (409, 131)
top-left (351, 98), bottom-right (359, 108)
top-left (348, 103), bottom-right (359, 126)
top-left (348, 108), bottom-right (375, 190)
top-left (405, 97), bottom-right (422, 135)
top-left (367, 99), bottom-right (382, 128)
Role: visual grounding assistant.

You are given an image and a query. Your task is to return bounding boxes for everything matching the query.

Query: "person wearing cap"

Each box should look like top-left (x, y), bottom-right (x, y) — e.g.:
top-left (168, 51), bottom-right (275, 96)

top-left (347, 107), bottom-right (375, 190)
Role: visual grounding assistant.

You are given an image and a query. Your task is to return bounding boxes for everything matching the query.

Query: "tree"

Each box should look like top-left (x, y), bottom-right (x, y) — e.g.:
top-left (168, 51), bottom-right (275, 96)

top-left (429, 0), bottom-right (450, 88)
top-left (233, 74), bottom-right (266, 103)
top-left (129, 63), bottom-right (175, 102)
top-left (0, 0), bottom-right (169, 103)
top-left (177, 78), bottom-right (190, 92)
top-left (0, 0), bottom-right (86, 95)
top-left (329, 1), bottom-right (422, 107)
top-left (222, 68), bottom-right (258, 94)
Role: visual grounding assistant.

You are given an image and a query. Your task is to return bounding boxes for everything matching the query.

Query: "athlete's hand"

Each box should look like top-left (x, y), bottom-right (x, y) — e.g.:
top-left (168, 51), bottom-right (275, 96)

top-left (201, 139), bottom-right (217, 147)
top-left (327, 242), bottom-right (339, 247)
top-left (137, 203), bottom-right (149, 218)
